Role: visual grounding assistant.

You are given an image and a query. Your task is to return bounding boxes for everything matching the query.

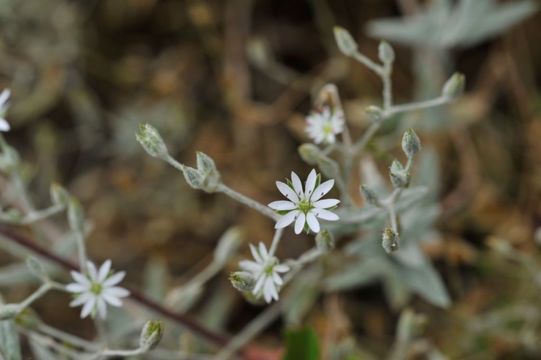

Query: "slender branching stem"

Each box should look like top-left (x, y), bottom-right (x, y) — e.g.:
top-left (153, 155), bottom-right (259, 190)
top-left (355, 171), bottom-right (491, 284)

top-left (217, 183), bottom-right (278, 220)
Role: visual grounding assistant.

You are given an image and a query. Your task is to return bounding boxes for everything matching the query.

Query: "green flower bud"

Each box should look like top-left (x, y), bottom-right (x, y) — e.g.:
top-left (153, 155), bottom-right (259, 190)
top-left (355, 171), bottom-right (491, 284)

top-left (389, 160), bottom-right (409, 189)
top-left (315, 229), bottom-right (335, 252)
top-left (298, 144), bottom-right (322, 165)
top-left (229, 271), bottom-right (256, 292)
top-left (401, 129), bottom-right (421, 158)
top-left (182, 166), bottom-right (204, 190)
top-left (382, 228), bottom-right (399, 254)
top-left (442, 72), bottom-right (465, 100)
top-left (378, 41), bottom-right (395, 64)
top-left (196, 151), bottom-right (217, 176)
top-left (139, 320), bottom-right (164, 350)
top-left (333, 26), bottom-right (358, 57)
top-left (365, 106), bottom-right (384, 123)
top-left (136, 123), bottom-right (169, 159)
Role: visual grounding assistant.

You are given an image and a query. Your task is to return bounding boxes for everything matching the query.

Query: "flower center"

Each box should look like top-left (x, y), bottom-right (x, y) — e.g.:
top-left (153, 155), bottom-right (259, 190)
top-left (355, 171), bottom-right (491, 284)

top-left (90, 282), bottom-right (102, 295)
top-left (264, 258), bottom-right (278, 275)
top-left (297, 199), bottom-right (313, 214)
top-left (322, 122), bottom-right (334, 135)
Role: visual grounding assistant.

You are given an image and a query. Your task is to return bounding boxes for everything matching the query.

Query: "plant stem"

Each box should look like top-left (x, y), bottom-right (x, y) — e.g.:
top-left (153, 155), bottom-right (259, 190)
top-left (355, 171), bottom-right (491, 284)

top-left (0, 225), bottom-right (230, 347)
top-left (268, 228), bottom-right (283, 256)
top-left (217, 183), bottom-right (278, 220)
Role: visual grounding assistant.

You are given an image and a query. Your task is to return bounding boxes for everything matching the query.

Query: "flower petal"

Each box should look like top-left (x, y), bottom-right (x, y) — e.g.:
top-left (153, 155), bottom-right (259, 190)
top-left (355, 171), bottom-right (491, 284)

top-left (86, 261), bottom-right (98, 281)
top-left (70, 293), bottom-right (92, 307)
top-left (103, 287), bottom-right (130, 298)
top-left (249, 244), bottom-right (262, 263)
top-left (268, 200), bottom-right (297, 211)
top-left (294, 212), bottom-right (306, 234)
top-left (98, 260), bottom-right (112, 283)
top-left (70, 271), bottom-right (90, 286)
top-left (102, 292), bottom-right (123, 307)
top-left (306, 212), bottom-right (320, 233)
top-left (0, 89), bottom-right (10, 106)
top-left (274, 264), bottom-right (290, 273)
top-left (96, 297), bottom-right (107, 319)
top-left (272, 272), bottom-right (283, 286)
top-left (239, 260), bottom-right (261, 273)
top-left (313, 208), bottom-right (339, 221)
top-left (313, 198), bottom-right (340, 209)
top-left (304, 169), bottom-right (317, 198)
top-left (275, 210), bottom-right (298, 229)
top-left (0, 118), bottom-right (10, 132)
top-left (66, 283), bottom-right (88, 293)
top-left (102, 271), bottom-right (126, 287)
top-left (80, 296), bottom-right (96, 318)
top-left (253, 275), bottom-right (265, 295)
top-left (276, 181), bottom-right (299, 203)
top-left (258, 243), bottom-right (268, 258)
top-left (311, 179), bottom-right (335, 201)
top-left (290, 172), bottom-right (303, 197)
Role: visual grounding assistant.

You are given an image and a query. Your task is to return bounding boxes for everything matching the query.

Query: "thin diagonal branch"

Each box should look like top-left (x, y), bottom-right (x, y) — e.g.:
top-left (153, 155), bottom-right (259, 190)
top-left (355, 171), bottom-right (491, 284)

top-left (0, 225), bottom-right (229, 348)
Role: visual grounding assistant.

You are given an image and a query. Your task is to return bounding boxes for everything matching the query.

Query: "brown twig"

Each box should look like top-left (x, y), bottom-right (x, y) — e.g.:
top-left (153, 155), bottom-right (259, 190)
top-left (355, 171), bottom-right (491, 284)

top-left (0, 224), bottom-right (230, 348)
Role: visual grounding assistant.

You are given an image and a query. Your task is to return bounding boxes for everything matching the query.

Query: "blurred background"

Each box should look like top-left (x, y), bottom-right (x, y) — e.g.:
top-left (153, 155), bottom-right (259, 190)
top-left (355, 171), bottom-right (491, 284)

top-left (1, 0), bottom-right (541, 358)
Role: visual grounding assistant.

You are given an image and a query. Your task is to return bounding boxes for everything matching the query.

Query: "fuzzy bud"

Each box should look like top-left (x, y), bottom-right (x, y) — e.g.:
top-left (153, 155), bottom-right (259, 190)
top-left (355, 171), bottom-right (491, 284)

top-left (333, 26), bottom-right (358, 57)
top-left (389, 160), bottom-right (409, 189)
top-left (298, 144), bottom-right (322, 165)
top-left (139, 320), bottom-right (164, 350)
top-left (365, 106), bottom-right (384, 123)
top-left (401, 129), bottom-right (421, 158)
top-left (442, 72), bottom-right (465, 100)
top-left (378, 41), bottom-right (395, 64)
top-left (229, 271), bottom-right (256, 292)
top-left (136, 123), bottom-right (169, 159)
top-left (315, 230), bottom-right (335, 252)
top-left (382, 228), bottom-right (400, 254)
top-left (50, 183), bottom-right (70, 207)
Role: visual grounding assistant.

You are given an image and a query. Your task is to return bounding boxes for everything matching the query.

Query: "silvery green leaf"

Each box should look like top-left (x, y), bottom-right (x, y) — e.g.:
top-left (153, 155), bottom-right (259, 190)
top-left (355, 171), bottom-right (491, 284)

top-left (0, 319), bottom-right (22, 360)
top-left (399, 262), bottom-right (451, 308)
top-left (26, 256), bottom-right (46, 280)
top-left (324, 257), bottom-right (386, 292)
top-left (381, 264), bottom-right (411, 309)
top-left (0, 263), bottom-right (39, 286)
top-left (196, 151), bottom-right (217, 176)
top-left (360, 158), bottom-right (387, 196)
top-left (29, 339), bottom-right (57, 360)
top-left (214, 227), bottom-right (243, 265)
top-left (394, 186), bottom-right (428, 213)
top-left (285, 267), bottom-right (321, 325)
top-left (143, 257), bottom-right (168, 301)
top-left (67, 197), bottom-right (85, 234)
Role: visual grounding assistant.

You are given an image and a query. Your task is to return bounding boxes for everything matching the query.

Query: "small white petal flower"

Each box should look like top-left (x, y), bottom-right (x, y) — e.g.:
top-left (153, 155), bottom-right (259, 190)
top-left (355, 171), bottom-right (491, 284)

top-left (66, 260), bottom-right (130, 319)
top-left (269, 169), bottom-right (340, 234)
top-left (0, 89), bottom-right (11, 132)
top-left (239, 243), bottom-right (289, 303)
top-left (305, 107), bottom-right (344, 145)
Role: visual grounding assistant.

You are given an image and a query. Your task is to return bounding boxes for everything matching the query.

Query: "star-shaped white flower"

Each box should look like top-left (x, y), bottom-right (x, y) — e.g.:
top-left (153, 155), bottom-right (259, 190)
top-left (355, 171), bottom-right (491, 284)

top-left (269, 169), bottom-right (340, 234)
top-left (66, 260), bottom-right (130, 319)
top-left (239, 243), bottom-right (289, 303)
top-left (0, 89), bottom-right (11, 132)
top-left (305, 107), bottom-right (344, 145)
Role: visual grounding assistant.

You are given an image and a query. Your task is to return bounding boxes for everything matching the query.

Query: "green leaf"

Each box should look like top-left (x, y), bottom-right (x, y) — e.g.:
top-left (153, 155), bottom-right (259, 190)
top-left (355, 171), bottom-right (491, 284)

top-left (0, 320), bottom-right (22, 360)
top-left (283, 327), bottom-right (320, 360)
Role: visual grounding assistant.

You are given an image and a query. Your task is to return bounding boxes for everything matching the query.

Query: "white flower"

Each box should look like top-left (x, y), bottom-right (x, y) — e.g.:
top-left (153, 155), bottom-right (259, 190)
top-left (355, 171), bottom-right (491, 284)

top-left (66, 260), bottom-right (130, 319)
top-left (239, 243), bottom-right (289, 303)
top-left (305, 107), bottom-right (344, 145)
top-left (269, 169), bottom-right (340, 234)
top-left (0, 89), bottom-right (11, 132)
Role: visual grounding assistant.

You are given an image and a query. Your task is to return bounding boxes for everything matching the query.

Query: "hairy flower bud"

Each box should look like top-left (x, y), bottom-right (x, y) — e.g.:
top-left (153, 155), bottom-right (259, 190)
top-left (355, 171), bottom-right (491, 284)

top-left (382, 228), bottom-right (400, 254)
top-left (378, 41), bottom-right (395, 64)
top-left (389, 160), bottom-right (409, 189)
top-left (365, 106), bottom-right (384, 123)
top-left (298, 144), bottom-right (322, 165)
top-left (316, 229), bottom-right (335, 252)
top-left (401, 129), bottom-right (421, 158)
top-left (229, 271), bottom-right (256, 292)
top-left (136, 123), bottom-right (169, 159)
top-left (442, 72), bottom-right (465, 100)
top-left (333, 26), bottom-right (358, 57)
top-left (139, 320), bottom-right (164, 350)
